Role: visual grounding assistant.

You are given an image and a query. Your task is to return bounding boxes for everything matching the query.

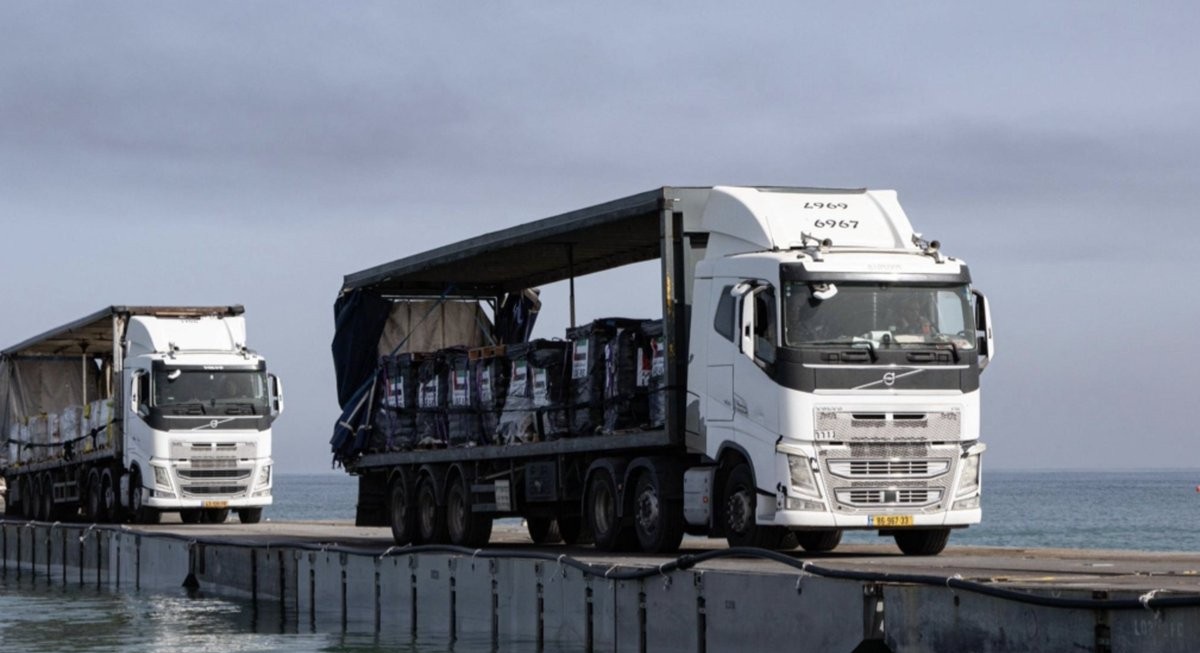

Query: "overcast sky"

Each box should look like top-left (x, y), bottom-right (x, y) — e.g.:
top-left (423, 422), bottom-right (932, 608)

top-left (2, 2), bottom-right (1198, 473)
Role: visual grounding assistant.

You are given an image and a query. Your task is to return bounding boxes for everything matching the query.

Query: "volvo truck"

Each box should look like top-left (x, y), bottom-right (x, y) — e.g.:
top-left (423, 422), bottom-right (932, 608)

top-left (1, 306), bottom-right (283, 524)
top-left (332, 186), bottom-right (993, 555)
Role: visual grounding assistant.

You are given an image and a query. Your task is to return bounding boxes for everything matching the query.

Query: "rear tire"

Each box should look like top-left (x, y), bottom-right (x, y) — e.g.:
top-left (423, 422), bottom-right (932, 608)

top-left (795, 529), bottom-right (842, 553)
top-left (237, 508), bottom-right (262, 524)
top-left (586, 470), bottom-right (636, 551)
top-left (894, 528), bottom-right (950, 556)
top-left (527, 517), bottom-right (562, 545)
top-left (446, 476), bottom-right (492, 548)
top-left (388, 475), bottom-right (418, 545)
top-left (416, 475), bottom-right (447, 544)
top-left (631, 473), bottom-right (684, 554)
top-left (84, 472), bottom-right (103, 522)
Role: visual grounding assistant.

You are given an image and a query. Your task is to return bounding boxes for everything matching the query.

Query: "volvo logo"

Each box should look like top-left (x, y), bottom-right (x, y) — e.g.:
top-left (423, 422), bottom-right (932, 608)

top-left (853, 368), bottom-right (924, 391)
top-left (210, 420), bottom-right (220, 429)
top-left (882, 372), bottom-right (896, 387)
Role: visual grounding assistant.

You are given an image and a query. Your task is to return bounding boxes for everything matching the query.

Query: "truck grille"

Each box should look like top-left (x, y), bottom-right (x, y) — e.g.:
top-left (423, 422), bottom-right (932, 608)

top-left (177, 469), bottom-right (251, 480)
top-left (819, 443), bottom-right (959, 515)
top-left (836, 488), bottom-right (943, 507)
top-left (184, 485), bottom-right (245, 496)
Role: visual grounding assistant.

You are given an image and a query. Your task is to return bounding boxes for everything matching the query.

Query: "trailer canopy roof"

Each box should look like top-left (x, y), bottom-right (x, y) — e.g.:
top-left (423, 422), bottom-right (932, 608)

top-left (2, 306), bottom-right (245, 357)
top-left (342, 188), bottom-right (675, 297)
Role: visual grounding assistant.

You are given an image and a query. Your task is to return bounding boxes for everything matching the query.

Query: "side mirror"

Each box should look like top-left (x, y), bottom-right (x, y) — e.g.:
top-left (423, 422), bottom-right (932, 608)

top-left (269, 373), bottom-right (285, 416)
top-left (972, 289), bottom-right (994, 371)
top-left (130, 370), bottom-right (143, 413)
top-left (738, 289), bottom-right (755, 358)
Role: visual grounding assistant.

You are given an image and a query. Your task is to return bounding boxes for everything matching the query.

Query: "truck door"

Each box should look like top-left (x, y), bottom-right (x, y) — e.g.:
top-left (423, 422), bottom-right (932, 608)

top-left (732, 282), bottom-right (781, 438)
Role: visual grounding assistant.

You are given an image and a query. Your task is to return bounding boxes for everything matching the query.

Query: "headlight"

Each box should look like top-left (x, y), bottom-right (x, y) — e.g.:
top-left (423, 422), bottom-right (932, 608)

top-left (257, 465), bottom-right (272, 488)
top-left (152, 465), bottom-right (172, 490)
top-left (788, 455), bottom-right (821, 497)
top-left (957, 454), bottom-right (981, 497)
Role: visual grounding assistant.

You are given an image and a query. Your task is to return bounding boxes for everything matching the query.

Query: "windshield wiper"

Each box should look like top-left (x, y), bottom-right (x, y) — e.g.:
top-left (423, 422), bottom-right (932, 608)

top-left (802, 340), bottom-right (877, 362)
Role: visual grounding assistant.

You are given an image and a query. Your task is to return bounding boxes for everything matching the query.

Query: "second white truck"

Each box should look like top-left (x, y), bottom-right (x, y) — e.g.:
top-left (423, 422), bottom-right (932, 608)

top-left (1, 306), bottom-right (283, 524)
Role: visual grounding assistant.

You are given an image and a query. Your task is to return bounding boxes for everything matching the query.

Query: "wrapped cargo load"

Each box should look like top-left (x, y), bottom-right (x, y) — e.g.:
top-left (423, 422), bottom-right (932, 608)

top-left (471, 346), bottom-right (509, 446)
top-left (416, 353), bottom-right (449, 447)
top-left (60, 405), bottom-right (85, 459)
top-left (641, 320), bottom-right (667, 429)
top-left (7, 421), bottom-right (24, 465)
top-left (496, 340), bottom-right (568, 443)
top-left (372, 353), bottom-right (423, 452)
top-left (444, 348), bottom-right (481, 447)
top-left (567, 318), bottom-right (644, 436)
top-left (603, 327), bottom-right (647, 433)
top-left (85, 399), bottom-right (116, 452)
top-left (27, 414), bottom-right (48, 463)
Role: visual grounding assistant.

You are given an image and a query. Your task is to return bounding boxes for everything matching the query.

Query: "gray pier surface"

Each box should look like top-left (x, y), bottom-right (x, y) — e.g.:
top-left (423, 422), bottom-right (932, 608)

top-left (3, 519), bottom-right (1199, 652)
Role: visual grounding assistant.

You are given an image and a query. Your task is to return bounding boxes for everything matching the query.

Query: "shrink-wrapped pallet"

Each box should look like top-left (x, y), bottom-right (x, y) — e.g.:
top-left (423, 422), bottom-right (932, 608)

top-left (86, 399), bottom-right (116, 451)
top-left (60, 405), bottom-right (85, 458)
top-left (416, 354), bottom-right (449, 447)
top-left (7, 421), bottom-right (22, 464)
top-left (471, 346), bottom-right (509, 445)
top-left (641, 320), bottom-right (667, 429)
top-left (27, 414), bottom-right (48, 462)
top-left (47, 413), bottom-right (61, 460)
top-left (496, 340), bottom-right (567, 444)
top-left (445, 348), bottom-right (481, 447)
top-left (602, 327), bottom-right (646, 433)
top-left (567, 318), bottom-right (645, 436)
top-left (372, 353), bottom-right (423, 452)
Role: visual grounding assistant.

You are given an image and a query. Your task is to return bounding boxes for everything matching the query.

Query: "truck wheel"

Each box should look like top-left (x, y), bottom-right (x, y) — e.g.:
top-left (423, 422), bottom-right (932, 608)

top-left (632, 473), bottom-right (684, 554)
top-left (100, 470), bottom-right (117, 522)
top-left (39, 473), bottom-right (54, 522)
top-left (203, 508), bottom-right (230, 524)
top-left (586, 470), bottom-right (636, 551)
top-left (417, 475), bottom-right (447, 544)
top-left (527, 518), bottom-right (562, 544)
top-left (388, 476), bottom-right (418, 545)
top-left (722, 463), bottom-right (786, 548)
top-left (795, 529), bottom-right (842, 553)
top-left (556, 515), bottom-right (592, 546)
top-left (83, 472), bottom-right (101, 522)
top-left (894, 528), bottom-right (950, 556)
top-left (180, 509), bottom-right (202, 524)
top-left (237, 508), bottom-right (263, 524)
top-left (128, 468), bottom-right (159, 524)
top-left (446, 476), bottom-right (492, 548)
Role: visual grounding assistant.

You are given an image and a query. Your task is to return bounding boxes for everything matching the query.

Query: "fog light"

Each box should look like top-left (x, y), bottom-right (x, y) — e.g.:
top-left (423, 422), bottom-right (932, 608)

top-left (786, 496), bottom-right (825, 511)
top-left (952, 495), bottom-right (980, 510)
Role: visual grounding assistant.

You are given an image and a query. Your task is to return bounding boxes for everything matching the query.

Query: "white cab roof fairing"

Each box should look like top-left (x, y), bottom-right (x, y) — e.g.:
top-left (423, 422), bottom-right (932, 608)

top-left (698, 187), bottom-right (920, 259)
top-left (125, 315), bottom-right (248, 359)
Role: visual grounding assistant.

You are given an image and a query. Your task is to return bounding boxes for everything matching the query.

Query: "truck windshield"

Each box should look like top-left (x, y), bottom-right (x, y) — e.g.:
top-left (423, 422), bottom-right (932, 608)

top-left (782, 282), bottom-right (975, 349)
top-left (153, 369), bottom-right (269, 414)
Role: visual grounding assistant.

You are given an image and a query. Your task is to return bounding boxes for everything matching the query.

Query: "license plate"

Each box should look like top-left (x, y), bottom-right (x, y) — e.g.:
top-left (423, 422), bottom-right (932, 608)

top-left (871, 515), bottom-right (914, 527)
top-left (202, 500), bottom-right (228, 509)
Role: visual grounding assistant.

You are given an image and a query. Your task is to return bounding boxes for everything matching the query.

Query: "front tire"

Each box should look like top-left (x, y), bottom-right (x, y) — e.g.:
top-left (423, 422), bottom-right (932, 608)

top-left (180, 509), bottom-right (202, 524)
top-left (237, 508), bottom-right (263, 524)
top-left (99, 470), bottom-right (116, 523)
top-left (128, 468), bottom-right (160, 524)
top-left (203, 508), bottom-right (230, 524)
top-left (795, 529), bottom-right (842, 553)
top-left (722, 463), bottom-right (787, 548)
top-left (894, 528), bottom-right (950, 556)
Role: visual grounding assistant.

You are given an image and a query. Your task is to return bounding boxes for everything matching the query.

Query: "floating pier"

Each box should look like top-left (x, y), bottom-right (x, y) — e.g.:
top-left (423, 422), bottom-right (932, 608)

top-left (3, 519), bottom-right (1199, 652)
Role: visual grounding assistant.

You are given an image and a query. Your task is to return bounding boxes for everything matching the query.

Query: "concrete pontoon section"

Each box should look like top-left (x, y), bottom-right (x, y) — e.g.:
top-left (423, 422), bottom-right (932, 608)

top-left (3, 519), bottom-right (1200, 653)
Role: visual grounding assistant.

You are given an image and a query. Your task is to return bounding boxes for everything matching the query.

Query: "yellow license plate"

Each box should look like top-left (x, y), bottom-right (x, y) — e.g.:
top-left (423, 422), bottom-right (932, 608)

top-left (871, 515), bottom-right (914, 527)
top-left (202, 501), bottom-right (228, 509)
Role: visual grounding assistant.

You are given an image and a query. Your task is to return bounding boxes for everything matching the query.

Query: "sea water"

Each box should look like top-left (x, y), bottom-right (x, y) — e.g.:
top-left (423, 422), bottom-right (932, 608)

top-left (2, 469), bottom-right (1199, 652)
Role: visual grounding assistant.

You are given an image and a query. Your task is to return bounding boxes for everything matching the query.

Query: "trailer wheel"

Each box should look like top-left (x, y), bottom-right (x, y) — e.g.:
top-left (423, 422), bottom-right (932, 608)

top-left (84, 471), bottom-right (102, 522)
top-left (39, 473), bottom-right (54, 522)
top-left (237, 508), bottom-right (263, 524)
top-left (632, 473), bottom-right (684, 554)
top-left (795, 529), bottom-right (842, 553)
top-left (100, 470), bottom-right (116, 522)
top-left (586, 470), bottom-right (636, 551)
top-left (416, 475), bottom-right (447, 544)
top-left (894, 528), bottom-right (950, 556)
top-left (446, 475), bottom-right (492, 548)
top-left (526, 518), bottom-right (562, 545)
top-left (388, 475), bottom-right (418, 545)
top-left (722, 463), bottom-right (787, 548)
